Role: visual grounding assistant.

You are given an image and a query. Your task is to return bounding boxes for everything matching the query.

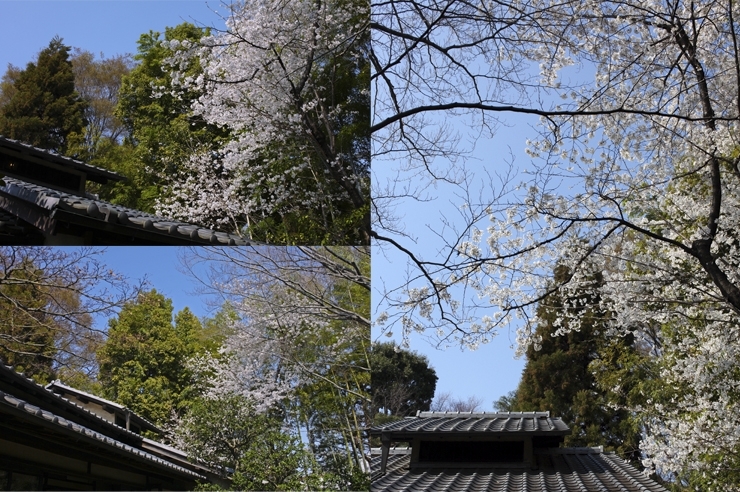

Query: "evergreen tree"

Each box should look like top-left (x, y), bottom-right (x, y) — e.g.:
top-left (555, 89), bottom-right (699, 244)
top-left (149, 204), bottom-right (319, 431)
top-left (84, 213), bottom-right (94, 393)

top-left (500, 265), bottom-right (643, 467)
top-left (97, 290), bottom-right (204, 426)
top-left (370, 341), bottom-right (437, 419)
top-left (0, 65), bottom-right (21, 110)
top-left (0, 37), bottom-right (86, 154)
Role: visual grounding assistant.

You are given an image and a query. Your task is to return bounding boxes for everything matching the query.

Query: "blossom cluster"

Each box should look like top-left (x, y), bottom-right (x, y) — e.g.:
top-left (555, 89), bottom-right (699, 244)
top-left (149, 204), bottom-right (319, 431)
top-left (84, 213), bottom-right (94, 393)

top-left (157, 0), bottom-right (369, 236)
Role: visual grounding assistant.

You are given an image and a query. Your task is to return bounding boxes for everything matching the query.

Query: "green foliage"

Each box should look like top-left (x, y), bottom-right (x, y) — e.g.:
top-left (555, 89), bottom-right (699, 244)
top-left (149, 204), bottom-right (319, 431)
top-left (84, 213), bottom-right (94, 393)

top-left (177, 393), bottom-right (271, 473)
top-left (0, 37), bottom-right (87, 154)
top-left (283, 251), bottom-right (370, 489)
top-left (181, 394), bottom-right (342, 491)
top-left (493, 390), bottom-right (517, 412)
top-left (198, 302), bottom-right (238, 350)
top-left (97, 289), bottom-right (206, 425)
top-left (67, 49), bottom-right (134, 159)
top-left (232, 428), bottom-right (341, 491)
top-left (503, 266), bottom-right (643, 467)
top-left (84, 139), bottom-right (141, 204)
top-left (0, 262), bottom-right (55, 383)
top-left (370, 341), bottom-right (438, 417)
top-left (107, 23), bottom-right (223, 212)
top-left (247, 203), bottom-right (370, 246)
top-left (0, 65), bottom-right (21, 110)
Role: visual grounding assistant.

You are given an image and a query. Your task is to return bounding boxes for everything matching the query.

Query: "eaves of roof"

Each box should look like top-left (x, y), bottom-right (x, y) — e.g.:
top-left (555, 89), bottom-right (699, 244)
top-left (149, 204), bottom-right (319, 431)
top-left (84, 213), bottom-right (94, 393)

top-left (46, 379), bottom-right (162, 435)
top-left (369, 412), bottom-right (571, 437)
top-left (0, 388), bottom-right (205, 481)
top-left (142, 437), bottom-right (226, 481)
top-left (0, 177), bottom-right (251, 245)
top-left (0, 135), bottom-right (124, 184)
top-left (0, 363), bottom-right (143, 445)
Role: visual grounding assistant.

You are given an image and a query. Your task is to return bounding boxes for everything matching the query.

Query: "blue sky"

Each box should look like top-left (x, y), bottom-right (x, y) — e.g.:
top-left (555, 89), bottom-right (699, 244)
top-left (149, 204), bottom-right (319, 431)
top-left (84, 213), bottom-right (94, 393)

top-left (2, 0), bottom-right (532, 411)
top-left (82, 247), bottom-right (218, 328)
top-left (372, 114), bottom-right (537, 410)
top-left (1, 0), bottom-right (227, 71)
top-left (96, 247), bottom-right (212, 318)
top-left (371, 199), bottom-right (528, 410)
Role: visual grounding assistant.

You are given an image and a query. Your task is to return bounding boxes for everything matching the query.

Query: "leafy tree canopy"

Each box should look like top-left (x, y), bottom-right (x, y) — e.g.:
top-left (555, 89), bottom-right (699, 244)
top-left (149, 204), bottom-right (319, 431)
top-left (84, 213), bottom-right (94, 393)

top-left (370, 341), bottom-right (438, 418)
top-left (104, 22), bottom-right (222, 213)
top-left (97, 289), bottom-right (208, 426)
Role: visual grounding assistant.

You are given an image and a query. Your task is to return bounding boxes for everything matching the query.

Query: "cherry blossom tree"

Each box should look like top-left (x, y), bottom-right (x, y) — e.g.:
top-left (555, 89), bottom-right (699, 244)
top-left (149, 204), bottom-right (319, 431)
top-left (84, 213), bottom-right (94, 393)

top-left (372, 0), bottom-right (740, 487)
top-left (180, 246), bottom-right (370, 486)
top-left (158, 0), bottom-right (370, 244)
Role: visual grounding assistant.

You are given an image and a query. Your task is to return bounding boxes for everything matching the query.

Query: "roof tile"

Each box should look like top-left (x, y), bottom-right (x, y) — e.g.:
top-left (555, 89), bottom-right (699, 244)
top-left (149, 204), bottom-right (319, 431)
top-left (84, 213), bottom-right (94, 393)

top-left (0, 388), bottom-right (204, 479)
top-left (371, 452), bottom-right (667, 492)
top-left (370, 411), bottom-right (571, 435)
top-left (1, 177), bottom-right (251, 245)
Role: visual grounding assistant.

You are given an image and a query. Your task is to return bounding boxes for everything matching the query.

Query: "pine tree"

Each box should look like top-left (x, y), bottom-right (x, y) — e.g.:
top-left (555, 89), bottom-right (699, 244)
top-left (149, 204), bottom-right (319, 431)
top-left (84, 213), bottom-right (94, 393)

top-left (0, 36), bottom-right (87, 154)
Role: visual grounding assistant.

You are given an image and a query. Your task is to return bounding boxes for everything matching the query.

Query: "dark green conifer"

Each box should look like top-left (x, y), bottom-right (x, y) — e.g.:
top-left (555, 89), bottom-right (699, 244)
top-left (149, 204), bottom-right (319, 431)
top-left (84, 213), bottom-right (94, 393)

top-left (0, 36), bottom-right (87, 154)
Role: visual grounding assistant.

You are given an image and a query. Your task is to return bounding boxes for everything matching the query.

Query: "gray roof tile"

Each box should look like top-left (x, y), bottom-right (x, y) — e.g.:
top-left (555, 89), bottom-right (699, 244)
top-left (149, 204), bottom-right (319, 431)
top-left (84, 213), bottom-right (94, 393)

top-left (0, 135), bottom-right (123, 183)
top-left (370, 412), bottom-right (667, 492)
top-left (0, 363), bottom-right (140, 438)
top-left (370, 450), bottom-right (668, 492)
top-left (1, 177), bottom-right (251, 245)
top-left (370, 411), bottom-right (571, 435)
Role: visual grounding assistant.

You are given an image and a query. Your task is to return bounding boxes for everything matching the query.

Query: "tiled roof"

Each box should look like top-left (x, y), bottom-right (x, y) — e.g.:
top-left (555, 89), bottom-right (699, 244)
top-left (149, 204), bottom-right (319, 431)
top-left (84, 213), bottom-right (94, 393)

top-left (0, 135), bottom-right (123, 183)
top-left (0, 177), bottom-right (250, 245)
top-left (370, 411), bottom-right (570, 436)
top-left (0, 363), bottom-right (212, 481)
top-left (370, 448), bottom-right (669, 492)
top-left (0, 388), bottom-right (205, 480)
top-left (47, 379), bottom-right (128, 411)
top-left (0, 363), bottom-right (143, 443)
top-left (46, 379), bottom-right (162, 434)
